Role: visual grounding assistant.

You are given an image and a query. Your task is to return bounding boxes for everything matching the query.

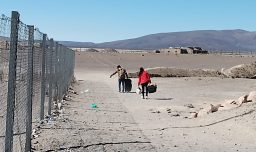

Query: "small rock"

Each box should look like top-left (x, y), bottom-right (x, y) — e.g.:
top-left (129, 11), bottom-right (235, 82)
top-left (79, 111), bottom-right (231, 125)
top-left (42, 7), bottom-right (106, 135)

top-left (210, 104), bottom-right (222, 113)
top-left (247, 91), bottom-right (256, 102)
top-left (225, 99), bottom-right (236, 104)
top-left (152, 110), bottom-right (161, 113)
top-left (189, 112), bottom-right (198, 118)
top-left (251, 75), bottom-right (256, 79)
top-left (172, 113), bottom-right (180, 117)
top-left (237, 95), bottom-right (248, 105)
top-left (166, 108), bottom-right (171, 113)
top-left (184, 104), bottom-right (194, 108)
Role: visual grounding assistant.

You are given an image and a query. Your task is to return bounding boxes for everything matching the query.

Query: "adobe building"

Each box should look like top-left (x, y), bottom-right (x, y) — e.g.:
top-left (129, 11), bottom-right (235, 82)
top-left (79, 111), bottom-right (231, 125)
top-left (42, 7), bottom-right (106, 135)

top-left (160, 47), bottom-right (208, 54)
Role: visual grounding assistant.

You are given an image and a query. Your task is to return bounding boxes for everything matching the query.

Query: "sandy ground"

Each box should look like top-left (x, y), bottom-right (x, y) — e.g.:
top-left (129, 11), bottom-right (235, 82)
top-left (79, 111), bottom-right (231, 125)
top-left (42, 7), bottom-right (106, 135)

top-left (32, 52), bottom-right (256, 152)
top-left (75, 52), bottom-right (256, 72)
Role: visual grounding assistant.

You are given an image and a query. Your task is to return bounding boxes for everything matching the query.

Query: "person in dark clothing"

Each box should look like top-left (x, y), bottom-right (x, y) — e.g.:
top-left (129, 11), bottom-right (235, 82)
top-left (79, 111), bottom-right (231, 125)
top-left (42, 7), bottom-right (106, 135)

top-left (138, 67), bottom-right (151, 99)
top-left (110, 65), bottom-right (128, 93)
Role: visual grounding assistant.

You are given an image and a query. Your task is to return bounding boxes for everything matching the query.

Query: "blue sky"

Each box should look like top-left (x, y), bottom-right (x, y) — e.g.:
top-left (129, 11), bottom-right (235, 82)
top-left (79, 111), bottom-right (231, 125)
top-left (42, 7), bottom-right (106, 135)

top-left (1, 0), bottom-right (256, 42)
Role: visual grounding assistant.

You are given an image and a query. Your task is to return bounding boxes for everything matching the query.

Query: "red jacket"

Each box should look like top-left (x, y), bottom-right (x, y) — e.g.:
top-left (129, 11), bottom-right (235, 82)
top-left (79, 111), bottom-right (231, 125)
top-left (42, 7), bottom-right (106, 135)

top-left (138, 71), bottom-right (151, 85)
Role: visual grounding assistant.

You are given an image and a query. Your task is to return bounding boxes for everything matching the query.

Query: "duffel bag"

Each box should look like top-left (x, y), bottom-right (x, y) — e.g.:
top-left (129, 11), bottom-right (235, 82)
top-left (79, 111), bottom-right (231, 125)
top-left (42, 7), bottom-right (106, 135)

top-left (148, 84), bottom-right (157, 93)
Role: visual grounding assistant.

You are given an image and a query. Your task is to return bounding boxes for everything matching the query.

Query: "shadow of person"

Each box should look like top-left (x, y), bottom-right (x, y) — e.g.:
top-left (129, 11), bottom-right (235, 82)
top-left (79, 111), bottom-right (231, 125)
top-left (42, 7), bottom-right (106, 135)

top-left (126, 91), bottom-right (136, 93)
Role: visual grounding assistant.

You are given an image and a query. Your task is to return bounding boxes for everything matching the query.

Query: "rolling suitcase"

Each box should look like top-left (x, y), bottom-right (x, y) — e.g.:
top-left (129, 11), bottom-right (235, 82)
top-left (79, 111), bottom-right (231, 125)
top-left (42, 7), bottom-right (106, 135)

top-left (125, 79), bottom-right (132, 92)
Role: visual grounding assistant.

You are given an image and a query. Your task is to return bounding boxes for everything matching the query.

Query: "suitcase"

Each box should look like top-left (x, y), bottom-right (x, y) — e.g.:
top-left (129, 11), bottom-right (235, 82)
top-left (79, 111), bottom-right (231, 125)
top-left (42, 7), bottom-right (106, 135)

top-left (148, 84), bottom-right (157, 93)
top-left (125, 79), bottom-right (132, 92)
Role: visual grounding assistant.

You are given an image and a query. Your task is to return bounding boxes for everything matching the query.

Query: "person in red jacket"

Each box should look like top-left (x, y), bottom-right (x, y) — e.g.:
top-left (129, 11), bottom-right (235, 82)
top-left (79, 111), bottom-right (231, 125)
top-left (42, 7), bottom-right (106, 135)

top-left (138, 67), bottom-right (151, 99)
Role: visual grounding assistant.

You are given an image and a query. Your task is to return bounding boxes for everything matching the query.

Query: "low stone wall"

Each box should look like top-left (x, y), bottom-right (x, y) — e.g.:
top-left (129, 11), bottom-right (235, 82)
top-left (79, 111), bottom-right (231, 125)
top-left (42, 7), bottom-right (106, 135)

top-left (221, 62), bottom-right (256, 79)
top-left (128, 67), bottom-right (224, 78)
top-left (128, 62), bottom-right (256, 79)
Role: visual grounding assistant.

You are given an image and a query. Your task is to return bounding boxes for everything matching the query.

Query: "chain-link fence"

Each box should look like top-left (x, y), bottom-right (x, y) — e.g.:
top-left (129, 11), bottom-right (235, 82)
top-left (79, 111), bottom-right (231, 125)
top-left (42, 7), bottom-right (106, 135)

top-left (0, 11), bottom-right (75, 152)
top-left (0, 13), bottom-right (11, 151)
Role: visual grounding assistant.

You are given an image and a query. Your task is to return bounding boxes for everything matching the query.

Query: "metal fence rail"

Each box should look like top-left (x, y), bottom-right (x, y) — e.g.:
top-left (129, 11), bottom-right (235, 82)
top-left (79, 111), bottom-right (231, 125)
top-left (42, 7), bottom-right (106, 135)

top-left (0, 11), bottom-right (75, 152)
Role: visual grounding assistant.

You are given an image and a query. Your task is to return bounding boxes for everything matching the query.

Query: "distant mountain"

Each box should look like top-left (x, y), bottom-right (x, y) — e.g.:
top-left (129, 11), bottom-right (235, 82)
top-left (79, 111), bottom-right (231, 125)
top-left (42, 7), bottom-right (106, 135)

top-left (59, 29), bottom-right (256, 51)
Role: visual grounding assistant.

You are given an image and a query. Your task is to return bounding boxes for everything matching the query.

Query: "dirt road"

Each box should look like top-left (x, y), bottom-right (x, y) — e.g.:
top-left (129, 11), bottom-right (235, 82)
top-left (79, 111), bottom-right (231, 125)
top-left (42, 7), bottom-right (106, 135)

top-left (32, 53), bottom-right (256, 152)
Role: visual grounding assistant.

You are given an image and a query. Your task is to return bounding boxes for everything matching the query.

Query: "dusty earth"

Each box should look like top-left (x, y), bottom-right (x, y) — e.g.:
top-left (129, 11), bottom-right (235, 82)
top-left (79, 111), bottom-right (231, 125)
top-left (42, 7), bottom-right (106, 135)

top-left (32, 52), bottom-right (256, 152)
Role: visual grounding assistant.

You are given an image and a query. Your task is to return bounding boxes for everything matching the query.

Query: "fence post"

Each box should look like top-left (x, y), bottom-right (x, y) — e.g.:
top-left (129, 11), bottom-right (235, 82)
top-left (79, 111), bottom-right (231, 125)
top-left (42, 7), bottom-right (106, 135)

top-left (5, 11), bottom-right (19, 152)
top-left (48, 39), bottom-right (54, 115)
top-left (73, 50), bottom-right (75, 80)
top-left (55, 43), bottom-right (59, 102)
top-left (40, 34), bottom-right (47, 120)
top-left (61, 45), bottom-right (64, 97)
top-left (25, 25), bottom-right (34, 152)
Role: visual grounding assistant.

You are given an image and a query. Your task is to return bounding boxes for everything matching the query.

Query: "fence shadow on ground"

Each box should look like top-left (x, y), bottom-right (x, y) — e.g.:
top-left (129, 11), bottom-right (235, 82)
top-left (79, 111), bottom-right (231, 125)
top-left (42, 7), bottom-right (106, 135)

top-left (151, 97), bottom-right (173, 101)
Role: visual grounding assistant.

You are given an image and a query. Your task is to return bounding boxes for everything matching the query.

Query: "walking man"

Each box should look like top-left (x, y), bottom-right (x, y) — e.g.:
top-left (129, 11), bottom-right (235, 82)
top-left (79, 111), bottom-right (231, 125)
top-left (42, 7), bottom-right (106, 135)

top-left (110, 65), bottom-right (128, 93)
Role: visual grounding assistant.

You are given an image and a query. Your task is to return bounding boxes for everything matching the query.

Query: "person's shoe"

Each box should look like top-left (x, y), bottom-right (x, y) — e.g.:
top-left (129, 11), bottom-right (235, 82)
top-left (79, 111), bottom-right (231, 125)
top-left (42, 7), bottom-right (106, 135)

top-left (141, 96), bottom-right (145, 99)
top-left (145, 96), bottom-right (148, 99)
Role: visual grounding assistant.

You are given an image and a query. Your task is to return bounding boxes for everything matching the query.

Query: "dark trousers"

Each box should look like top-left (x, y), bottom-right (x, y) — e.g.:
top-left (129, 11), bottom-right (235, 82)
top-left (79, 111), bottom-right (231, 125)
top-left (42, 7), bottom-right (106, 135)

top-left (118, 79), bottom-right (125, 92)
top-left (141, 82), bottom-right (149, 98)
